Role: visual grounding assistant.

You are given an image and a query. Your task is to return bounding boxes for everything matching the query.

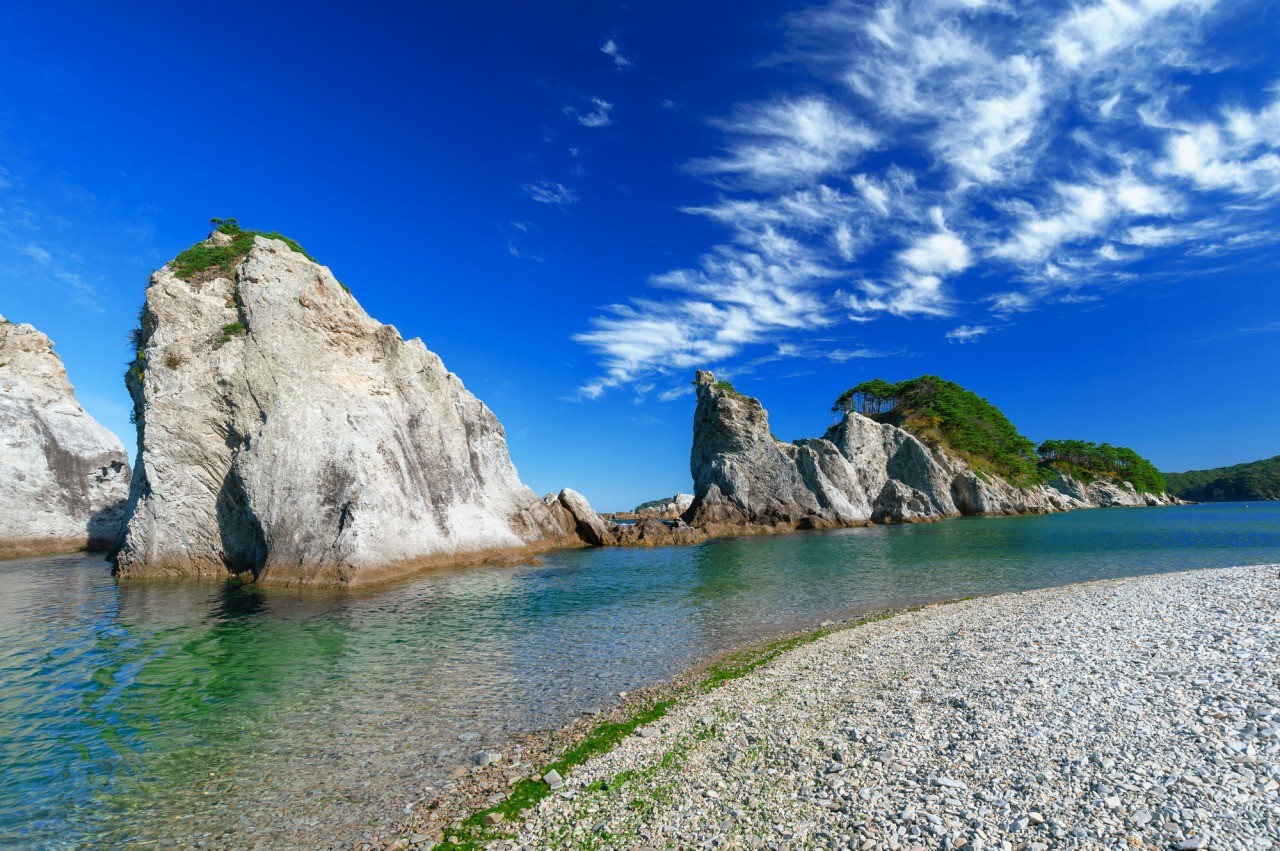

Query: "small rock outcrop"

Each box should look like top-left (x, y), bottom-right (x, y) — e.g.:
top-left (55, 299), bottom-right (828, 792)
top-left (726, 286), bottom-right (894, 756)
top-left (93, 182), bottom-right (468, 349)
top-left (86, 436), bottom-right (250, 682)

top-left (544, 488), bottom-right (615, 547)
top-left (113, 231), bottom-right (592, 587)
top-left (635, 493), bottom-right (694, 519)
top-left (686, 371), bottom-right (1179, 535)
top-left (545, 488), bottom-right (708, 548)
top-left (0, 316), bottom-right (131, 558)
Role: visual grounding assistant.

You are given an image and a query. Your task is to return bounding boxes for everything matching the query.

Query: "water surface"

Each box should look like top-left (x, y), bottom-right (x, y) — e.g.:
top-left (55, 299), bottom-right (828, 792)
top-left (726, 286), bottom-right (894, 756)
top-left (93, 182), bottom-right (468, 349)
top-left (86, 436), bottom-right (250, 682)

top-left (1, 503), bottom-right (1277, 848)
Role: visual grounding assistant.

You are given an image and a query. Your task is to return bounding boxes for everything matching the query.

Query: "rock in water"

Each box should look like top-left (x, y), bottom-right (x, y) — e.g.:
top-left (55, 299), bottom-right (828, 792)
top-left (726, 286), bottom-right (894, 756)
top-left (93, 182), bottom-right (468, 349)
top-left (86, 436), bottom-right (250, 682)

top-left (687, 370), bottom-right (874, 533)
top-left (113, 230), bottom-right (580, 586)
top-left (686, 370), bottom-right (1178, 535)
top-left (0, 316), bottom-right (130, 557)
top-left (633, 492), bottom-right (694, 519)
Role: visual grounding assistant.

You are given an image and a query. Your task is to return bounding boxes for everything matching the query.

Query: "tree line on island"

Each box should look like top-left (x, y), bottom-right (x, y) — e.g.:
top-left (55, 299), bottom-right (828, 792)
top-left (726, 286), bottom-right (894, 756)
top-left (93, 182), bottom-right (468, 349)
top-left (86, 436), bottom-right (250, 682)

top-left (832, 376), bottom-right (1166, 494)
top-left (1162, 456), bottom-right (1280, 502)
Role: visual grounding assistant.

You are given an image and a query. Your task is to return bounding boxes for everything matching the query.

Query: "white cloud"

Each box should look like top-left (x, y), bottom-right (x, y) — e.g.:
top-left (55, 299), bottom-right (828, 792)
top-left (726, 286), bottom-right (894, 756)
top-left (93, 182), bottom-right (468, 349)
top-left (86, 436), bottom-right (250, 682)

top-left (20, 243), bottom-right (53, 264)
top-left (829, 3), bottom-right (1048, 186)
top-left (687, 98), bottom-right (877, 187)
top-left (522, 180), bottom-right (578, 205)
top-left (575, 227), bottom-right (836, 397)
top-left (1155, 95), bottom-right (1280, 197)
top-left (992, 172), bottom-right (1178, 270)
top-left (945, 324), bottom-right (990, 343)
top-left (12, 241), bottom-right (100, 310)
top-left (845, 271), bottom-right (953, 318)
top-left (897, 228), bottom-right (971, 275)
top-left (601, 38), bottom-right (632, 67)
top-left (572, 0), bottom-right (1280, 396)
top-left (578, 97), bottom-right (614, 128)
top-left (1049, 0), bottom-right (1218, 71)
top-left (933, 55), bottom-right (1046, 185)
top-left (827, 347), bottom-right (902, 361)
top-left (844, 211), bottom-right (972, 319)
top-left (987, 291), bottom-right (1033, 315)
top-left (1121, 222), bottom-right (1202, 246)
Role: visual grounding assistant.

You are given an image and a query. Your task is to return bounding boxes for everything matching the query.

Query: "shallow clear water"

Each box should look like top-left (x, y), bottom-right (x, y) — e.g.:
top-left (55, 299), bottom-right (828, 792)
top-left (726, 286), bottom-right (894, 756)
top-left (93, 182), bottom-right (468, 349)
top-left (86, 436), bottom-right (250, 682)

top-left (1, 503), bottom-right (1278, 849)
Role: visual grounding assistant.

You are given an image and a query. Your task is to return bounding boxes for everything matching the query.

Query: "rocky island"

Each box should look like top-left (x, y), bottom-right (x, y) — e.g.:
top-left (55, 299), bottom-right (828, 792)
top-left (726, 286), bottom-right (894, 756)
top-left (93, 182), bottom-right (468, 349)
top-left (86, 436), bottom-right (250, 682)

top-left (684, 370), bottom-right (1178, 536)
top-left (112, 222), bottom-right (604, 587)
top-left (0, 315), bottom-right (131, 558)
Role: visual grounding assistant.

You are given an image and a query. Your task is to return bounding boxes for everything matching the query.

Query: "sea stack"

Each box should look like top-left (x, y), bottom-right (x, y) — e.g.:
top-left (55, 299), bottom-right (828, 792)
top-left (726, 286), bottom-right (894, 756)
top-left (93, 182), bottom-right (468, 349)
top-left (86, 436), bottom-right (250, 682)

top-left (0, 315), bottom-right (131, 558)
top-left (113, 224), bottom-right (585, 587)
top-left (686, 370), bottom-right (876, 533)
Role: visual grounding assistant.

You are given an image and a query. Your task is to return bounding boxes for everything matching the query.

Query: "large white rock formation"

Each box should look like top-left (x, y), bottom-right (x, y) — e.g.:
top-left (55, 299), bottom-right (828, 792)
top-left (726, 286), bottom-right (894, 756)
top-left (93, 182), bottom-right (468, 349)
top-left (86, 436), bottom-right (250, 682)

top-left (0, 316), bottom-right (131, 557)
top-left (113, 232), bottom-right (586, 586)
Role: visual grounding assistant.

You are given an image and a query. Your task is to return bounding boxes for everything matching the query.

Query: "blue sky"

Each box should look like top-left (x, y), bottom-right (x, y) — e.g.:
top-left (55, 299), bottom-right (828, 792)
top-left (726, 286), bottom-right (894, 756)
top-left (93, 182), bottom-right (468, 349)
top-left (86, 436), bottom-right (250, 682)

top-left (2, 0), bottom-right (1278, 510)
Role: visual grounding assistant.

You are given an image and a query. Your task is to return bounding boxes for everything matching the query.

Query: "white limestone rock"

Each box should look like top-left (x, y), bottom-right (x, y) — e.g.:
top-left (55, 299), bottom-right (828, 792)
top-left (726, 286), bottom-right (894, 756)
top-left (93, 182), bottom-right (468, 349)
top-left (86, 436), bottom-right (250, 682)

top-left (113, 233), bottom-right (580, 587)
top-left (686, 372), bottom-right (871, 533)
top-left (0, 316), bottom-right (130, 557)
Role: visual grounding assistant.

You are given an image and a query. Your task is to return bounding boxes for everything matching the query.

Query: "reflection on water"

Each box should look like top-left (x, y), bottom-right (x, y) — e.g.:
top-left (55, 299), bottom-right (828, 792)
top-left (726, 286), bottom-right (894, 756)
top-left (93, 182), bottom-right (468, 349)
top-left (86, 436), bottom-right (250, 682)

top-left (1, 503), bottom-right (1278, 848)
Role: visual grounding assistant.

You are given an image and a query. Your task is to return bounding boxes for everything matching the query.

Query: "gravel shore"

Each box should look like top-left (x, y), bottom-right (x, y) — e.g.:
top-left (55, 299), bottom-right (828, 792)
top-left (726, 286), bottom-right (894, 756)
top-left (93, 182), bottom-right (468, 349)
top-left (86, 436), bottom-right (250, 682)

top-left (502, 565), bottom-right (1280, 850)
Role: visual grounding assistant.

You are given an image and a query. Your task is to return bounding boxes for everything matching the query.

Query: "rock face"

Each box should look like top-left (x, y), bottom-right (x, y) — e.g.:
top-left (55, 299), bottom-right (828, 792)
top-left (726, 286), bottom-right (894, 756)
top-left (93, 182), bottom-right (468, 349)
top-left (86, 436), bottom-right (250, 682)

top-left (0, 316), bottom-right (131, 557)
top-left (686, 371), bottom-right (1179, 535)
top-left (113, 233), bottom-right (589, 587)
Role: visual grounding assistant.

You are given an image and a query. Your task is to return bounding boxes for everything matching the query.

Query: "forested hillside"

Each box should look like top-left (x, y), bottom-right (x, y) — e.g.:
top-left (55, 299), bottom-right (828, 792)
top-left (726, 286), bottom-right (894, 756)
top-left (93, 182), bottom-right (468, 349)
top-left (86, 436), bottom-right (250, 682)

top-left (1163, 457), bottom-right (1280, 501)
top-left (832, 376), bottom-right (1165, 493)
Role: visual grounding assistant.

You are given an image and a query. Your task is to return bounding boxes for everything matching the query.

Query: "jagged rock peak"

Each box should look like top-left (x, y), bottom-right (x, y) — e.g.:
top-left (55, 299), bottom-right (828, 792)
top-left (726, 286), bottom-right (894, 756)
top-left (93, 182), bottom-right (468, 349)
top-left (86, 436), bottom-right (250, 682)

top-left (687, 371), bottom-right (875, 533)
top-left (112, 228), bottom-right (589, 587)
top-left (0, 315), bottom-right (131, 558)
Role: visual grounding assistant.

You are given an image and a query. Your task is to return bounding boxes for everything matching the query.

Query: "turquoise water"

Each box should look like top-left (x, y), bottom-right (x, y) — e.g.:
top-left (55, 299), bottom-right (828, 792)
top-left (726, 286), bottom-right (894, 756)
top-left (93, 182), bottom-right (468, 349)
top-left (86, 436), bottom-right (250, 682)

top-left (1, 503), bottom-right (1278, 849)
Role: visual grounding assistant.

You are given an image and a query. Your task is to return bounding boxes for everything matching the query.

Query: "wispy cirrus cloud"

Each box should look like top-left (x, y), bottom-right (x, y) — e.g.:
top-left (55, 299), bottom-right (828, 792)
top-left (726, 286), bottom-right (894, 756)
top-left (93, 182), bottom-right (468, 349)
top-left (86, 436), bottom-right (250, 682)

top-left (573, 0), bottom-right (1280, 398)
top-left (946, 324), bottom-right (991, 343)
top-left (601, 38), bottom-right (632, 68)
top-left (522, 179), bottom-right (578, 206)
top-left (575, 226), bottom-right (836, 398)
top-left (686, 98), bottom-right (877, 188)
top-left (0, 158), bottom-right (109, 312)
top-left (576, 97), bottom-right (614, 128)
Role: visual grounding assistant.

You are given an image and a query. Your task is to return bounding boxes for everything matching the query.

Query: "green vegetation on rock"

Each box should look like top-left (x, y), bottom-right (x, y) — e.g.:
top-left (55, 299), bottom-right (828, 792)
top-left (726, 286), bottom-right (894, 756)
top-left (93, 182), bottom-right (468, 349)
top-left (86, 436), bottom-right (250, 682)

top-left (834, 375), bottom-right (1045, 485)
top-left (712, 378), bottom-right (744, 398)
top-left (1037, 439), bottom-right (1165, 494)
top-left (1163, 456), bottom-right (1280, 501)
top-left (169, 218), bottom-right (313, 281)
top-left (833, 375), bottom-right (1167, 492)
top-left (213, 321), bottom-right (247, 350)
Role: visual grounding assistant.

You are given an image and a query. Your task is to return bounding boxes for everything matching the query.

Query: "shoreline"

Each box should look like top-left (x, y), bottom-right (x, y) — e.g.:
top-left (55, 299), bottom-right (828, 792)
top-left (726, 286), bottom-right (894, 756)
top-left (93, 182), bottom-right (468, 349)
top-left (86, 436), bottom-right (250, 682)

top-left (369, 563), bottom-right (1280, 850)
top-left (366, 600), bottom-right (941, 850)
top-left (0, 498), bottom-right (1191, 584)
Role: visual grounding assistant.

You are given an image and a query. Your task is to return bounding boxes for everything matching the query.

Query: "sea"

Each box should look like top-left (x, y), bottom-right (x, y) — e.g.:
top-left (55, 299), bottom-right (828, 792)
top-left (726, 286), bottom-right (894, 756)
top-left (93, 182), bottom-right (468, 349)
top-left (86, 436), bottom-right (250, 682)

top-left (1, 502), bottom-right (1277, 848)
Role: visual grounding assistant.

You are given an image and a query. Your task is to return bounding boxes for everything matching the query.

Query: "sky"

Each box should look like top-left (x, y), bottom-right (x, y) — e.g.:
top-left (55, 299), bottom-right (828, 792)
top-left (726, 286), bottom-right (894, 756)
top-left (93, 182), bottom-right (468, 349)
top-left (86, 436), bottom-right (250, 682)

top-left (1, 0), bottom-right (1278, 511)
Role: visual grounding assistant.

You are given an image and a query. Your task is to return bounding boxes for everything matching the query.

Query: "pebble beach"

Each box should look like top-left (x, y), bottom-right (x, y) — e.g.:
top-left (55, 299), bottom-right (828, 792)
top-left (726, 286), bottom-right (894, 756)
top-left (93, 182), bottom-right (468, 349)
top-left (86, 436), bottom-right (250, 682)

top-left (499, 565), bottom-right (1280, 850)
